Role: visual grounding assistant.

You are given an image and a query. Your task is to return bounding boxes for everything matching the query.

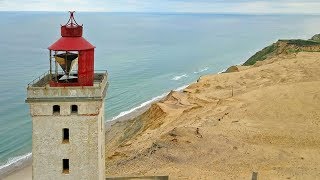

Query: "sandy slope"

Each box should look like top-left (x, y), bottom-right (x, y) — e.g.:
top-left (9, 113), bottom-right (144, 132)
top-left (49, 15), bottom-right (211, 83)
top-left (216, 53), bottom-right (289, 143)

top-left (105, 52), bottom-right (320, 179)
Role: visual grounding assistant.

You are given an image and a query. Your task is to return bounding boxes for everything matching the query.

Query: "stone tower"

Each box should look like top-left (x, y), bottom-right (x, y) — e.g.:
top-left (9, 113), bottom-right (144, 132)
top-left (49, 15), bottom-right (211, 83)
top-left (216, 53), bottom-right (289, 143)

top-left (26, 12), bottom-right (108, 180)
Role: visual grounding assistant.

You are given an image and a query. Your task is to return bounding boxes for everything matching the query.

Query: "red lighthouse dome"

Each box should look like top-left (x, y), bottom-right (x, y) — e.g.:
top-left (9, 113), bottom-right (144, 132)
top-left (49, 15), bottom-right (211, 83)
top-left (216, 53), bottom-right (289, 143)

top-left (48, 11), bottom-right (95, 87)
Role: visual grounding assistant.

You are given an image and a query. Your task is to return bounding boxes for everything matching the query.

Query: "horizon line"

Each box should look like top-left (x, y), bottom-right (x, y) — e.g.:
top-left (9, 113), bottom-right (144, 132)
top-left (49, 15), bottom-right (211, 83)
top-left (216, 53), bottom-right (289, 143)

top-left (0, 10), bottom-right (320, 16)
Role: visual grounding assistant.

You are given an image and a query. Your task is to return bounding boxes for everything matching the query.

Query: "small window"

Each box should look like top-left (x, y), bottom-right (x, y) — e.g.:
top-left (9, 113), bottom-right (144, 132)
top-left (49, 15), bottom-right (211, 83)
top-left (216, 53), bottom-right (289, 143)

top-left (62, 159), bottom-right (69, 174)
top-left (63, 128), bottom-right (69, 143)
top-left (53, 105), bottom-right (60, 115)
top-left (71, 105), bottom-right (78, 114)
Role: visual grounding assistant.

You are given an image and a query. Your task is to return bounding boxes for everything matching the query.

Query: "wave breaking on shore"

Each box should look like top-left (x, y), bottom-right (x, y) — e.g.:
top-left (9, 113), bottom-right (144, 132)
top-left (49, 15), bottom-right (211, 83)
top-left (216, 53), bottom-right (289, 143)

top-left (0, 152), bottom-right (32, 178)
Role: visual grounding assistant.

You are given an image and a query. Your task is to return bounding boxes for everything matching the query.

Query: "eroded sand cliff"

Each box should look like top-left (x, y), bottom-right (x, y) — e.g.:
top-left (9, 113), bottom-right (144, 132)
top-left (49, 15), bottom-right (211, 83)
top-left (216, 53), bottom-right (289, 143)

top-left (105, 52), bottom-right (320, 179)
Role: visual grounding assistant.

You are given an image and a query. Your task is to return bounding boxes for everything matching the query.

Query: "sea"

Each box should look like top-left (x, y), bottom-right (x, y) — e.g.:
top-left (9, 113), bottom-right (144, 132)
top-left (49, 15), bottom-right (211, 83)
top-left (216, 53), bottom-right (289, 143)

top-left (1, 11), bottom-right (320, 175)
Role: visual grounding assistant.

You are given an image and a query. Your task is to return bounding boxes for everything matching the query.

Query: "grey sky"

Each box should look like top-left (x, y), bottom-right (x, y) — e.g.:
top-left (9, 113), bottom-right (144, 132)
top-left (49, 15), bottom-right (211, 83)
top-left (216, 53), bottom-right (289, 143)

top-left (0, 0), bottom-right (319, 14)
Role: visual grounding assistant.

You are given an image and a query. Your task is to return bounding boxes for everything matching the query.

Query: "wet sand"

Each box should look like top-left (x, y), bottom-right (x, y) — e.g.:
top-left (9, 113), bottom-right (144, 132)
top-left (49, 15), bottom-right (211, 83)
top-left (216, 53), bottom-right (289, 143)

top-left (3, 165), bottom-right (31, 180)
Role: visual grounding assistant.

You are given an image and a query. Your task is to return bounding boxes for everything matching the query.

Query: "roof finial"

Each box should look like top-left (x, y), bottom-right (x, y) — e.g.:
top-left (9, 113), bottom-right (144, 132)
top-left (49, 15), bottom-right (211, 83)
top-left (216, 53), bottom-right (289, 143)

top-left (60, 11), bottom-right (83, 37)
top-left (65, 11), bottom-right (82, 27)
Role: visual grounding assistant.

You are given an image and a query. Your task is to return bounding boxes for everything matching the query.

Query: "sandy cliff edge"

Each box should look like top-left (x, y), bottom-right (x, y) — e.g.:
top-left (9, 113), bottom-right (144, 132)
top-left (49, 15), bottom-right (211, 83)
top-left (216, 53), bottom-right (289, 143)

top-left (3, 47), bottom-right (320, 180)
top-left (106, 52), bottom-right (320, 179)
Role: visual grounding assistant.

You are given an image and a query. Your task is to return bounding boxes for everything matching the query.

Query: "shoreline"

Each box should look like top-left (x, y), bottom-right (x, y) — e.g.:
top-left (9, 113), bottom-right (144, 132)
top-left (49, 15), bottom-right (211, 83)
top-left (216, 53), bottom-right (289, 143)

top-left (0, 65), bottom-right (234, 179)
top-left (104, 64), bottom-right (239, 129)
top-left (105, 84), bottom-right (191, 129)
top-left (4, 49), bottom-right (320, 179)
top-left (0, 57), bottom-right (246, 179)
top-left (2, 165), bottom-right (32, 180)
top-left (0, 154), bottom-right (32, 180)
top-left (0, 83), bottom-right (193, 179)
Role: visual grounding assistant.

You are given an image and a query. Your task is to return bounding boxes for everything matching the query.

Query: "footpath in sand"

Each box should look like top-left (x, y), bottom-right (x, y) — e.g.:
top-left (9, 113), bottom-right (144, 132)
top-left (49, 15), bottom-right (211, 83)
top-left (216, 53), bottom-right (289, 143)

top-left (106, 52), bottom-right (320, 179)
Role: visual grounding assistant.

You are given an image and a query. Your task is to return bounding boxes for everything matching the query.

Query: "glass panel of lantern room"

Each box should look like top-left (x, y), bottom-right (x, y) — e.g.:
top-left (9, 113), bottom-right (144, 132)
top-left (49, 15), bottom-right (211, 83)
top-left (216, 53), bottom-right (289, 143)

top-left (54, 51), bottom-right (58, 82)
top-left (54, 51), bottom-right (79, 83)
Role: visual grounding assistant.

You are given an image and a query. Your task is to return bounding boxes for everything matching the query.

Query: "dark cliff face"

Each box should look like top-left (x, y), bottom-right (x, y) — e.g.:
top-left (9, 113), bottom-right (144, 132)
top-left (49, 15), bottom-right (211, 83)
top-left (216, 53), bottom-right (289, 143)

top-left (243, 35), bottom-right (320, 66)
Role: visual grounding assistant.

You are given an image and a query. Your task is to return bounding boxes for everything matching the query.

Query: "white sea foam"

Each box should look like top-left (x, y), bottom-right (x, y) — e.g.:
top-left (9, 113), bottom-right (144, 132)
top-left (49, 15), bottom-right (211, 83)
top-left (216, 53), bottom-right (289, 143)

top-left (174, 84), bottom-right (190, 91)
top-left (171, 74), bottom-right (188, 81)
top-left (109, 84), bottom-right (191, 122)
top-left (218, 68), bottom-right (227, 74)
top-left (110, 92), bottom-right (168, 121)
top-left (0, 152), bottom-right (32, 176)
top-left (194, 67), bottom-right (209, 74)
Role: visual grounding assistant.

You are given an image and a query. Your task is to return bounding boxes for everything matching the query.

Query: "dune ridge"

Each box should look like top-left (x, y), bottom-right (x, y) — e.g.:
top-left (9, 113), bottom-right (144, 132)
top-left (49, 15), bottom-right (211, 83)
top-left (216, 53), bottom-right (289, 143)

top-left (106, 52), bottom-right (320, 179)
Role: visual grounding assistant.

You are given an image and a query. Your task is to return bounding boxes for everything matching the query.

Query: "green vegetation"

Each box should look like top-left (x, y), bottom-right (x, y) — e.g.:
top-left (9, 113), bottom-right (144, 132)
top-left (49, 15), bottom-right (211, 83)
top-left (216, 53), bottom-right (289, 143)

top-left (243, 36), bottom-right (320, 66)
top-left (243, 43), bottom-right (277, 66)
top-left (310, 34), bottom-right (320, 42)
top-left (284, 39), bottom-right (320, 46)
top-left (286, 48), bottom-right (300, 54)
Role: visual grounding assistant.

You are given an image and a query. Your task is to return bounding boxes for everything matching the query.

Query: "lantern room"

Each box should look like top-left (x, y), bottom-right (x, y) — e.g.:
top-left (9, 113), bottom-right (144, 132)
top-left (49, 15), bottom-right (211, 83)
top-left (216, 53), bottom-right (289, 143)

top-left (48, 11), bottom-right (95, 87)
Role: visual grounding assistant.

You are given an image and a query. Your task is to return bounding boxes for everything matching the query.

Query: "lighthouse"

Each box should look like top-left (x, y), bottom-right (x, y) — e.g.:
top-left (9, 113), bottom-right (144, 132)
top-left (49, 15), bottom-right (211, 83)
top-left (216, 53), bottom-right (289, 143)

top-left (26, 12), bottom-right (108, 180)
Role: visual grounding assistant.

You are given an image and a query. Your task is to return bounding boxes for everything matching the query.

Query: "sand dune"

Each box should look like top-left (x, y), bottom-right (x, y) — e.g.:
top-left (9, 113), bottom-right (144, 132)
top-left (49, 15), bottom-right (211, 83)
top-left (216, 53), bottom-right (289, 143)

top-left (4, 52), bottom-right (320, 179)
top-left (106, 52), bottom-right (320, 179)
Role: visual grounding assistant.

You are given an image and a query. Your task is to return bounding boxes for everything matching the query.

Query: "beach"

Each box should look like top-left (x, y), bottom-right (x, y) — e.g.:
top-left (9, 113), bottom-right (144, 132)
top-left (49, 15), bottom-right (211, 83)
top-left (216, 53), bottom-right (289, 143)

top-left (3, 165), bottom-right (31, 180)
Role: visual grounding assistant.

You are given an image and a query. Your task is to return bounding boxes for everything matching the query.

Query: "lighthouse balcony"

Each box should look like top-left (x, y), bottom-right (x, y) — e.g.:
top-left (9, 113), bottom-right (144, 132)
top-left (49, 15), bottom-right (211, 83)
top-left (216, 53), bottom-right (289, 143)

top-left (26, 71), bottom-right (108, 102)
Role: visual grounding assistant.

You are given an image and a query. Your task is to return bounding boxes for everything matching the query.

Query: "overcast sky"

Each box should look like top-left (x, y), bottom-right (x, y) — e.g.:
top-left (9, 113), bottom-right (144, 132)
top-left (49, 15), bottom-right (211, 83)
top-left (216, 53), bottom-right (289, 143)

top-left (0, 0), bottom-right (319, 14)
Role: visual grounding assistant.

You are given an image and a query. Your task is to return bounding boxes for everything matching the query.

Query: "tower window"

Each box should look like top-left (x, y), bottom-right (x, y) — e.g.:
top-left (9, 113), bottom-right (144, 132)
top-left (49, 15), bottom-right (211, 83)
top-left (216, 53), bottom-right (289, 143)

top-left (53, 105), bottom-right (60, 115)
top-left (62, 159), bottom-right (69, 174)
top-left (71, 105), bottom-right (78, 114)
top-left (62, 128), bottom-right (69, 143)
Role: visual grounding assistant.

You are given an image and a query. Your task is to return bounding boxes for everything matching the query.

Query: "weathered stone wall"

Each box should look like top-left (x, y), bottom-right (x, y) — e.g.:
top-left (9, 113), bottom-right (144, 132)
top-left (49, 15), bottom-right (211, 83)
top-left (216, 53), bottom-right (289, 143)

top-left (98, 101), bottom-right (105, 180)
top-left (30, 100), bottom-right (105, 180)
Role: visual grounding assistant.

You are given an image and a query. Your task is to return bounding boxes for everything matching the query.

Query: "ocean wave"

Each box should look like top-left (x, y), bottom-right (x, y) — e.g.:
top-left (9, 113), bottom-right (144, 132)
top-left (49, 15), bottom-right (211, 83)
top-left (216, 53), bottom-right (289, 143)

top-left (194, 67), bottom-right (209, 74)
top-left (0, 152), bottom-right (32, 176)
top-left (109, 92), bottom-right (168, 121)
top-left (171, 74), bottom-right (188, 81)
top-left (218, 68), bottom-right (227, 74)
top-left (108, 84), bottom-right (191, 122)
top-left (174, 84), bottom-right (190, 91)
